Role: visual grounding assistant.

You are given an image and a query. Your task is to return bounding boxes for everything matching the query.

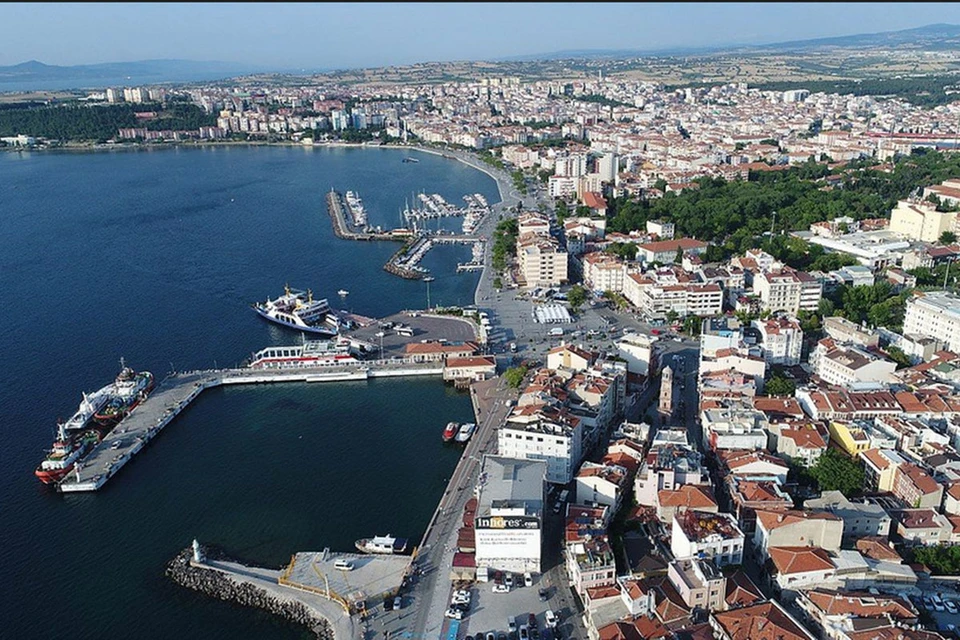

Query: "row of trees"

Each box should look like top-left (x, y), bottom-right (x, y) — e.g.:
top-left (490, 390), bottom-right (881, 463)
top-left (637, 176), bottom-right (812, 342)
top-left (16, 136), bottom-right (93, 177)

top-left (0, 102), bottom-right (215, 141)
top-left (491, 218), bottom-right (518, 273)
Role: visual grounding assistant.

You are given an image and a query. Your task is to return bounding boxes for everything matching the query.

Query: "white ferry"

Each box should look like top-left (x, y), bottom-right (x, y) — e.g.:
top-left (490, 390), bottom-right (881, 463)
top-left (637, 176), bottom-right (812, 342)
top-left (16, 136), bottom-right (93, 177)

top-left (252, 285), bottom-right (338, 337)
top-left (248, 339), bottom-right (358, 369)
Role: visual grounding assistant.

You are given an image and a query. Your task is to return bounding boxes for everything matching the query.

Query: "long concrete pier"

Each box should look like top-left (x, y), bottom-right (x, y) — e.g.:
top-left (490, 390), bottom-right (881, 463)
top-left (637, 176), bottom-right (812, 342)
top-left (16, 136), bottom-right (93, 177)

top-left (58, 360), bottom-right (443, 493)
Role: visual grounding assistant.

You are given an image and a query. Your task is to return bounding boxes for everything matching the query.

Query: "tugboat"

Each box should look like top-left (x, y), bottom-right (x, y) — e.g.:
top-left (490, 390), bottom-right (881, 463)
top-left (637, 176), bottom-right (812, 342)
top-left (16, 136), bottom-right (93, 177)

top-left (34, 423), bottom-right (100, 485)
top-left (94, 361), bottom-right (155, 425)
top-left (252, 285), bottom-right (339, 337)
top-left (355, 534), bottom-right (409, 554)
top-left (442, 422), bottom-right (458, 442)
top-left (455, 423), bottom-right (476, 443)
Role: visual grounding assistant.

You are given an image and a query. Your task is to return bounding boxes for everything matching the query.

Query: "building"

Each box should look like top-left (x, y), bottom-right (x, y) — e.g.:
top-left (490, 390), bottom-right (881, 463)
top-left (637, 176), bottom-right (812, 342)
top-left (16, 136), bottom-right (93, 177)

top-left (892, 463), bottom-right (944, 509)
top-left (582, 252), bottom-right (625, 294)
top-left (659, 365), bottom-right (674, 416)
top-left (671, 510), bottom-right (745, 567)
top-left (498, 410), bottom-right (583, 485)
top-left (777, 424), bottom-right (828, 467)
top-left (657, 485), bottom-right (719, 524)
top-left (812, 341), bottom-right (897, 389)
top-left (546, 343), bottom-right (595, 372)
top-left (635, 441), bottom-right (709, 506)
top-left (518, 234), bottom-right (568, 288)
top-left (889, 199), bottom-right (956, 243)
top-left (575, 462), bottom-right (629, 511)
top-left (517, 212), bottom-right (551, 237)
top-left (804, 491), bottom-right (892, 541)
top-left (668, 557), bottom-right (726, 612)
top-left (902, 291), bottom-right (960, 353)
top-left (616, 332), bottom-right (657, 376)
top-left (822, 317), bottom-right (880, 349)
top-left (443, 355), bottom-right (497, 382)
top-left (753, 316), bottom-right (803, 366)
top-left (636, 238), bottom-right (708, 265)
top-left (753, 510), bottom-right (843, 561)
top-left (796, 589), bottom-right (918, 640)
top-left (753, 269), bottom-right (822, 315)
top-left (769, 546), bottom-right (838, 597)
top-left (890, 509), bottom-right (952, 546)
top-left (710, 600), bottom-right (815, 640)
top-left (473, 456), bottom-right (546, 574)
top-left (646, 220), bottom-right (675, 240)
top-left (860, 449), bottom-right (908, 492)
top-left (700, 408), bottom-right (770, 451)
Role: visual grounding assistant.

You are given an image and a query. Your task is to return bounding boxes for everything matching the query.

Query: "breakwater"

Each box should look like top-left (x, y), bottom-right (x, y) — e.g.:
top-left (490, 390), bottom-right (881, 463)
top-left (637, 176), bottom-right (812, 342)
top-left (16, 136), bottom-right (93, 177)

top-left (325, 189), bottom-right (404, 242)
top-left (166, 547), bottom-right (335, 639)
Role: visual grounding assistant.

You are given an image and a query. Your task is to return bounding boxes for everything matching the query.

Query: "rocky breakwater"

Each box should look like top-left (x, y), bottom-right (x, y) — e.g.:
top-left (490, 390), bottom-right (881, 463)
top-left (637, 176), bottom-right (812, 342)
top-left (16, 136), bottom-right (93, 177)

top-left (166, 546), bottom-right (334, 639)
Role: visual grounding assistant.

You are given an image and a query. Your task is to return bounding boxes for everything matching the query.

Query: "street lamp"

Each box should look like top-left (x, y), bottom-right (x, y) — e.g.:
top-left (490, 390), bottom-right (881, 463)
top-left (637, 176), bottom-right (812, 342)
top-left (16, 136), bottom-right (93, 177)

top-left (376, 331), bottom-right (385, 359)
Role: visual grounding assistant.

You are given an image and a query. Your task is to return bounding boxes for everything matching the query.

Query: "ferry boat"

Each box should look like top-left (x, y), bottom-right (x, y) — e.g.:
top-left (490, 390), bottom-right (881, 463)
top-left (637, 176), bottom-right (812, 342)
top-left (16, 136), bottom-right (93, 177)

top-left (442, 422), bottom-right (458, 442)
top-left (248, 338), bottom-right (359, 369)
top-left (355, 534), bottom-right (409, 555)
top-left (455, 423), bottom-right (476, 443)
top-left (34, 423), bottom-right (100, 484)
top-left (252, 285), bottom-right (339, 337)
top-left (93, 363), bottom-right (155, 425)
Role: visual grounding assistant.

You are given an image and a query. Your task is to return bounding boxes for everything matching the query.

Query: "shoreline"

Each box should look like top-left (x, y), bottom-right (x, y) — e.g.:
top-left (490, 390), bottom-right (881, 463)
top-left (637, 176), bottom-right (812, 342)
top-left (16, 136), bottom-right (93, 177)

top-left (5, 137), bottom-right (516, 308)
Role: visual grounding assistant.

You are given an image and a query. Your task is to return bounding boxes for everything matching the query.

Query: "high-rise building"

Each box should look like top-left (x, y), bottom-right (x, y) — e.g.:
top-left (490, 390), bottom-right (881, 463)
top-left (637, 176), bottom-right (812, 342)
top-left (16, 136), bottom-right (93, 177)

top-left (903, 291), bottom-right (960, 353)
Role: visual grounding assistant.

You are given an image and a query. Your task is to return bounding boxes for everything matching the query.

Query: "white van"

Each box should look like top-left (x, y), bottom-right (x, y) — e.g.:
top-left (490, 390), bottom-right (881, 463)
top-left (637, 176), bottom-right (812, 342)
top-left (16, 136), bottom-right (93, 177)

top-left (334, 559), bottom-right (354, 571)
top-left (549, 327), bottom-right (564, 337)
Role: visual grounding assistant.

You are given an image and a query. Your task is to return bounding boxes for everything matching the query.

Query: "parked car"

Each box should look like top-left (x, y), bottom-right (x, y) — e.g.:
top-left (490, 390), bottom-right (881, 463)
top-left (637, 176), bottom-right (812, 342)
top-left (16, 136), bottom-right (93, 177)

top-left (508, 618), bottom-right (517, 633)
top-left (519, 625), bottom-right (529, 640)
top-left (524, 572), bottom-right (533, 587)
top-left (492, 583), bottom-right (510, 593)
top-left (444, 607), bottom-right (463, 620)
top-left (504, 573), bottom-right (514, 588)
top-left (545, 610), bottom-right (558, 628)
top-left (538, 587), bottom-right (548, 601)
top-left (393, 596), bottom-right (401, 610)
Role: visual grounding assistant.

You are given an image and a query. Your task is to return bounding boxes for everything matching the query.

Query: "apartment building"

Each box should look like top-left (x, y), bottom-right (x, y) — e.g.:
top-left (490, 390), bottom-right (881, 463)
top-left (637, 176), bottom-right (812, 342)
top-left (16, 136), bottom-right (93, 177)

top-left (889, 199), bottom-right (956, 243)
top-left (582, 252), bottom-right (625, 294)
top-left (822, 316), bottom-right (880, 348)
top-left (517, 234), bottom-right (568, 288)
top-left (668, 557), bottom-right (726, 612)
top-left (811, 340), bottom-right (896, 389)
top-left (753, 268), bottom-right (822, 314)
top-left (753, 316), bottom-right (803, 366)
top-left (753, 509), bottom-right (843, 561)
top-left (902, 291), bottom-right (960, 353)
top-left (671, 511), bottom-right (745, 567)
top-left (498, 411), bottom-right (583, 485)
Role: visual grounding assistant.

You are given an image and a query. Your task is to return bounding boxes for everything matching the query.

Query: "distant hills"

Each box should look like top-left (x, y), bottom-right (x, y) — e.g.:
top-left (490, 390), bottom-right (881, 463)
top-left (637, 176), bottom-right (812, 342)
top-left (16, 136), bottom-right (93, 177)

top-left (505, 22), bottom-right (960, 61)
top-left (0, 59), bottom-right (272, 91)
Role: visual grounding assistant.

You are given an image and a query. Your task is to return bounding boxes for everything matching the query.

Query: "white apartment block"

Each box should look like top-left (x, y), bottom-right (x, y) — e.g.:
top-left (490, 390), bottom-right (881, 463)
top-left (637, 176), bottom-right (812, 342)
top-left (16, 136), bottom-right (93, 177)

top-left (622, 273), bottom-right (722, 319)
top-left (517, 213), bottom-right (551, 237)
top-left (812, 342), bottom-right (897, 388)
top-left (822, 316), bottom-right (880, 348)
top-left (518, 235), bottom-right (568, 288)
top-left (548, 175), bottom-right (578, 198)
top-left (753, 316), bottom-right (803, 366)
top-left (582, 252), bottom-right (625, 294)
top-left (902, 291), bottom-right (960, 353)
top-left (671, 511), bottom-right (745, 567)
top-left (554, 153), bottom-right (588, 178)
top-left (700, 408), bottom-right (770, 452)
top-left (753, 269), bottom-right (822, 315)
top-left (497, 416), bottom-right (583, 485)
top-left (646, 219), bottom-right (675, 240)
top-left (889, 199), bottom-right (956, 243)
top-left (616, 332), bottom-right (656, 376)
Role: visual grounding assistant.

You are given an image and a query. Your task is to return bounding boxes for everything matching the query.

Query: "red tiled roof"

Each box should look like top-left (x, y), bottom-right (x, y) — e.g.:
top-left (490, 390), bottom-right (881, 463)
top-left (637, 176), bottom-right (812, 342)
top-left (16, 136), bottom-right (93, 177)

top-left (713, 601), bottom-right (812, 640)
top-left (769, 546), bottom-right (835, 575)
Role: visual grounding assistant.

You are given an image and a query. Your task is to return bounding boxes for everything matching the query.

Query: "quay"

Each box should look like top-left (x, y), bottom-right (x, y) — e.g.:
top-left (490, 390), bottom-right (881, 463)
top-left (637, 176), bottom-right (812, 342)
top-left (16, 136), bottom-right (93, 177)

top-left (57, 359), bottom-right (444, 493)
top-left (384, 234), bottom-right (486, 281)
top-left (325, 189), bottom-right (404, 242)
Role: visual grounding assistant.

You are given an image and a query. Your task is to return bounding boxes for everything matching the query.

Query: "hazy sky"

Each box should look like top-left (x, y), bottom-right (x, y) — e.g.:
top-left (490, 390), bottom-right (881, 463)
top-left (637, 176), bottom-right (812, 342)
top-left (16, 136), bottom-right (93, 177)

top-left (4, 2), bottom-right (960, 70)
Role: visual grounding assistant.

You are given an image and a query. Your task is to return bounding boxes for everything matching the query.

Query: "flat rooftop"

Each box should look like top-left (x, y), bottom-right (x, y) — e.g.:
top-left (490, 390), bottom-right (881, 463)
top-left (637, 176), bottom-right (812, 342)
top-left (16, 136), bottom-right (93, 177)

top-left (477, 456), bottom-right (545, 516)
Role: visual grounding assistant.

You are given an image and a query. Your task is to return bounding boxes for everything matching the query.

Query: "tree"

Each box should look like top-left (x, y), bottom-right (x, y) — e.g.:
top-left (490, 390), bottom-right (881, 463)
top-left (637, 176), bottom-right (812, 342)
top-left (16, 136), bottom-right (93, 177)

top-left (492, 277), bottom-right (503, 290)
top-left (682, 315), bottom-right (701, 336)
top-left (765, 375), bottom-right (796, 397)
top-left (940, 231), bottom-right (957, 245)
top-left (809, 449), bottom-right (864, 497)
top-left (675, 245), bottom-right (684, 264)
top-left (567, 284), bottom-right (587, 313)
top-left (504, 365), bottom-right (528, 389)
top-left (886, 345), bottom-right (913, 369)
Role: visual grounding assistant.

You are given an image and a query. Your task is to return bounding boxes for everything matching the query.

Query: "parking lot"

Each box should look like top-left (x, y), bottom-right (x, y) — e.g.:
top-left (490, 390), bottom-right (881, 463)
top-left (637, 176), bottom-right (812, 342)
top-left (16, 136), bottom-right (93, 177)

top-left (447, 572), bottom-right (573, 640)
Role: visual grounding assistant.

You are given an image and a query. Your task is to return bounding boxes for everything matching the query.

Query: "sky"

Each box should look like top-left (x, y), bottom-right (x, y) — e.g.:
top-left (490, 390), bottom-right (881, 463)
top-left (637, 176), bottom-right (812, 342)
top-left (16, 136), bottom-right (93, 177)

top-left (4, 2), bottom-right (960, 71)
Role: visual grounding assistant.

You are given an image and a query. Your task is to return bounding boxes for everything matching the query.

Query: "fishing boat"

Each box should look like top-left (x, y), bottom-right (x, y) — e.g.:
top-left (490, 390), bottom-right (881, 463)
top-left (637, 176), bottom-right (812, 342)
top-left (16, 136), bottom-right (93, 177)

top-left (442, 422), bottom-right (458, 442)
top-left (455, 423), bottom-right (476, 443)
top-left (355, 534), bottom-right (408, 554)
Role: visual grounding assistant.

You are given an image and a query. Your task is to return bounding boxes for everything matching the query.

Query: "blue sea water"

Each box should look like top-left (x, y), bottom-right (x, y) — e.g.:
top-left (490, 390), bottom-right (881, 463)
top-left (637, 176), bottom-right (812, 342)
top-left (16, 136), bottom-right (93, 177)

top-left (0, 145), bottom-right (498, 639)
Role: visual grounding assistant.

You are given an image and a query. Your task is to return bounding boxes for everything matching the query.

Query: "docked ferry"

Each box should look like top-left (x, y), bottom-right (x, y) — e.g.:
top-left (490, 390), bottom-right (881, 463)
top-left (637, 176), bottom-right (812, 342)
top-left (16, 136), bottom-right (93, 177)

top-left (93, 363), bottom-right (155, 425)
top-left (252, 285), bottom-right (339, 337)
top-left (355, 534), bottom-right (409, 555)
top-left (248, 339), bottom-right (359, 369)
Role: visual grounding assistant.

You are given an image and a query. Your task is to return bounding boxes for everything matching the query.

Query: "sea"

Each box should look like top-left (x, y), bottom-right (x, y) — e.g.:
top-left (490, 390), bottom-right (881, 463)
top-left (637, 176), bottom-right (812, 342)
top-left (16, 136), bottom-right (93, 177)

top-left (0, 145), bottom-right (500, 639)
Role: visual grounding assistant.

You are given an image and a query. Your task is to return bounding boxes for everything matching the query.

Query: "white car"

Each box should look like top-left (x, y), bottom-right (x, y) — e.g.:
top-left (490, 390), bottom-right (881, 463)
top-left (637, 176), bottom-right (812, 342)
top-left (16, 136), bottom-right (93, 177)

top-left (492, 583), bottom-right (510, 594)
top-left (523, 572), bottom-right (533, 587)
top-left (545, 610), bottom-right (558, 628)
top-left (444, 608), bottom-right (463, 620)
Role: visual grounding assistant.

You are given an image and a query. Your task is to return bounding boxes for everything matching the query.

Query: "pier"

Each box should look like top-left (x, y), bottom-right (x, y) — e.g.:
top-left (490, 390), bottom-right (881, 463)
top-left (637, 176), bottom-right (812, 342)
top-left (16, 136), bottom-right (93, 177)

top-left (384, 234), bottom-right (486, 280)
top-left (58, 360), bottom-right (444, 493)
top-left (325, 190), bottom-right (404, 242)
